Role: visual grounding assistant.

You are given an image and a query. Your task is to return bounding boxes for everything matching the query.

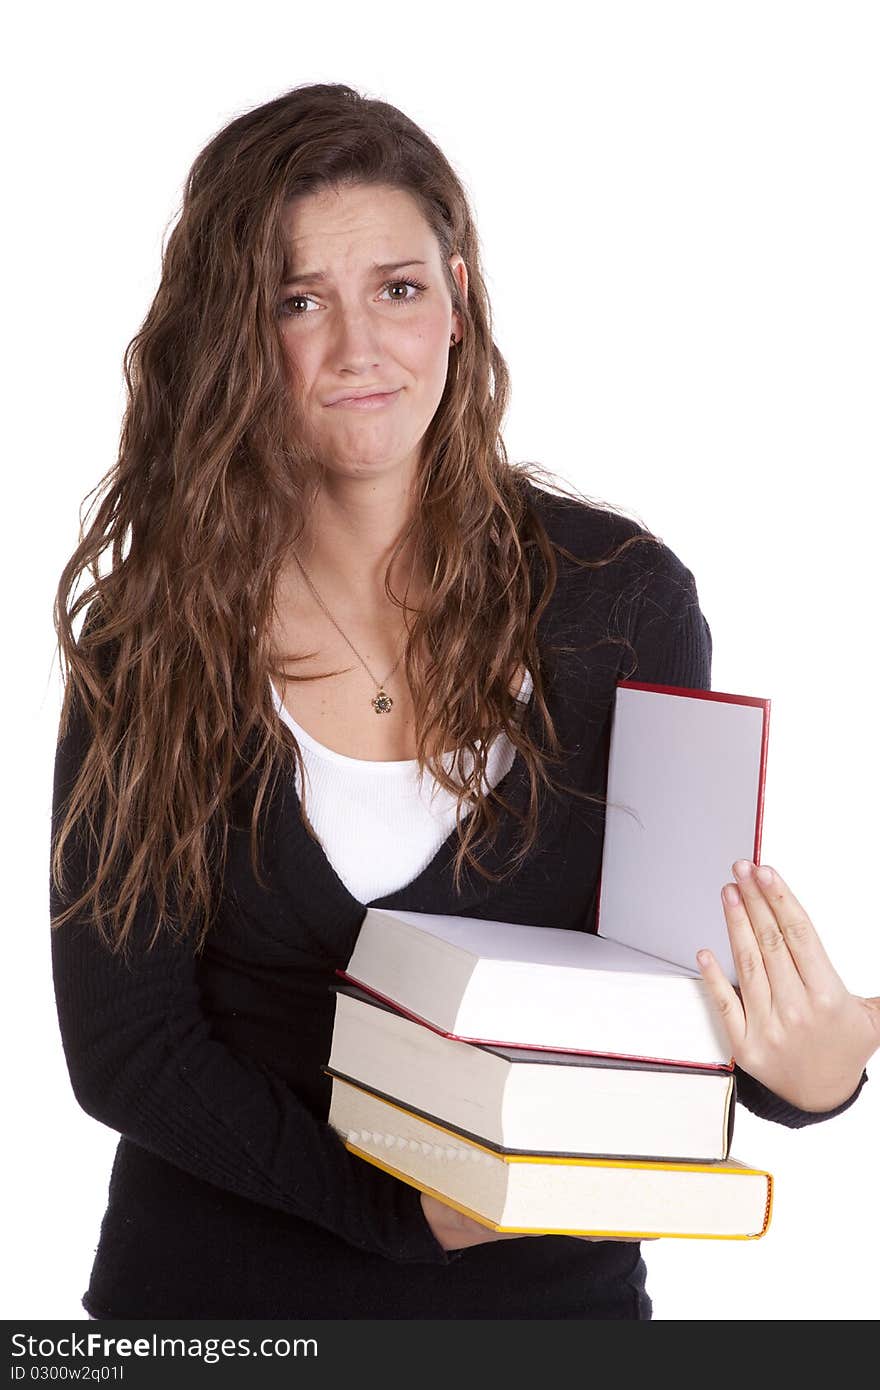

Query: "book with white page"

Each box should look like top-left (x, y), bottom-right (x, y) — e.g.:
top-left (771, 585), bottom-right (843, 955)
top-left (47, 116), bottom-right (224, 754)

top-left (598, 680), bottom-right (769, 985)
top-left (338, 681), bottom-right (770, 1070)
top-left (326, 982), bottom-right (738, 1161)
top-left (328, 1076), bottom-right (773, 1240)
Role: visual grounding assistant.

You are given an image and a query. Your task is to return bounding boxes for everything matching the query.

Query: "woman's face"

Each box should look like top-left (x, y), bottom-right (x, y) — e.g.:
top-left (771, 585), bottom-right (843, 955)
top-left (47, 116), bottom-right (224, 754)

top-left (277, 182), bottom-right (468, 484)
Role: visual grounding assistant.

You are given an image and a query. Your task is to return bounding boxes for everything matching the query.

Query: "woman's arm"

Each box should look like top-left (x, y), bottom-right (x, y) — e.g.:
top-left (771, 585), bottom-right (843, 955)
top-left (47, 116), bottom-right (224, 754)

top-left (50, 683), bottom-right (458, 1267)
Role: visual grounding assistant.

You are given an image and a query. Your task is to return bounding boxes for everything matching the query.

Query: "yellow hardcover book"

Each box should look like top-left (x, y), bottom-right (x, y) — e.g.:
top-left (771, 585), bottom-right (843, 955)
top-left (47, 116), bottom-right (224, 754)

top-left (328, 1076), bottom-right (773, 1241)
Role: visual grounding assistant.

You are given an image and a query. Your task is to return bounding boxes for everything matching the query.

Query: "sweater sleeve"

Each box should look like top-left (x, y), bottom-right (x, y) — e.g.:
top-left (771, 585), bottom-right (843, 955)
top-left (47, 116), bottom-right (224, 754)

top-left (49, 678), bottom-right (458, 1266)
top-left (627, 541), bottom-right (868, 1128)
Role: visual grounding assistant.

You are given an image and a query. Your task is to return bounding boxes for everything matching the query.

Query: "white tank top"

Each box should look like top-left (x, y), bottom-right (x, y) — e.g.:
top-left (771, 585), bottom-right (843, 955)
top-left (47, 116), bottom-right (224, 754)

top-left (268, 670), bottom-right (534, 905)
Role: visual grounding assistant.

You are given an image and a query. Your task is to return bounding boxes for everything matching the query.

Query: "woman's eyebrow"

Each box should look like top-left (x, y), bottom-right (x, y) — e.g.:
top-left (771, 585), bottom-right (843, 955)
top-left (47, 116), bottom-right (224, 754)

top-left (282, 258), bottom-right (427, 286)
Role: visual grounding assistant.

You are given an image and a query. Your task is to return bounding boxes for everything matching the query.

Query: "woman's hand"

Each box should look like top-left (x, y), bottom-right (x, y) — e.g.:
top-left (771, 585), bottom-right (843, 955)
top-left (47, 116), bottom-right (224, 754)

top-left (697, 860), bottom-right (880, 1112)
top-left (421, 1193), bottom-right (533, 1249)
top-left (419, 1193), bottom-right (648, 1250)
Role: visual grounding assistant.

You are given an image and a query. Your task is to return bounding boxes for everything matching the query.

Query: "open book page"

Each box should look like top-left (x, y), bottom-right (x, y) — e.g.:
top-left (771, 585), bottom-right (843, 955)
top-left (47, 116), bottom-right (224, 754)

top-left (366, 908), bottom-right (700, 976)
top-left (598, 685), bottom-right (769, 984)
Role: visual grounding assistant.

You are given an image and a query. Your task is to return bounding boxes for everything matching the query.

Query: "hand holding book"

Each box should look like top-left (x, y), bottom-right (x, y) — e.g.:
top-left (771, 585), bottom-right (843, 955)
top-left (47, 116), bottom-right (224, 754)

top-left (420, 1192), bottom-right (544, 1250)
top-left (698, 859), bottom-right (878, 1113)
top-left (419, 1192), bottom-right (651, 1250)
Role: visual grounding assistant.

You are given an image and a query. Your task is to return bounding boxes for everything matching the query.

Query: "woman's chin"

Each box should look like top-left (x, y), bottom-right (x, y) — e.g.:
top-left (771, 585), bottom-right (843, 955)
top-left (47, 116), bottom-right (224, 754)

top-left (322, 450), bottom-right (420, 478)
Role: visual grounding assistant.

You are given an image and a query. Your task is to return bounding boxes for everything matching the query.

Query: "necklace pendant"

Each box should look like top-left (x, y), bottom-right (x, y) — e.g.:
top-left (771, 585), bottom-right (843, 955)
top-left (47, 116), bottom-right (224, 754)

top-left (372, 689), bottom-right (393, 714)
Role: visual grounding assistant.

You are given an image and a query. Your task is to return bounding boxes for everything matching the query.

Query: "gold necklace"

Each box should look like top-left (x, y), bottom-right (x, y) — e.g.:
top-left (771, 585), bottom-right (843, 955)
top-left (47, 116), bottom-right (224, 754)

top-left (291, 550), bottom-right (417, 715)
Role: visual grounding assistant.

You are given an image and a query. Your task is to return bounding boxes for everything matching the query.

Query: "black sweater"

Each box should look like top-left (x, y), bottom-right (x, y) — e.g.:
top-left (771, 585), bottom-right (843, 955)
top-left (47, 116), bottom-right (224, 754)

top-left (50, 482), bottom-right (867, 1319)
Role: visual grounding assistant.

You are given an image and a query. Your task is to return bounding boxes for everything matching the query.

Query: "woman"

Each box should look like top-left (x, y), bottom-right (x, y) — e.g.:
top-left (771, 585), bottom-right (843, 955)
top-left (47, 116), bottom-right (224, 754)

top-left (51, 82), bottom-right (874, 1320)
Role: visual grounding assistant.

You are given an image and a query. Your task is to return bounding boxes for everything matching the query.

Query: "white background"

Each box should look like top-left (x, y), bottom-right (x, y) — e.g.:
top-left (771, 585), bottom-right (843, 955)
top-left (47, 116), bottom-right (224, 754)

top-left (4, 0), bottom-right (878, 1322)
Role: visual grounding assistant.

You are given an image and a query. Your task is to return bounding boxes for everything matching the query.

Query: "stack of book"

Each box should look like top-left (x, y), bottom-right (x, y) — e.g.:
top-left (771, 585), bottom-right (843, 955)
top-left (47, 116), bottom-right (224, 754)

top-left (326, 681), bottom-right (775, 1241)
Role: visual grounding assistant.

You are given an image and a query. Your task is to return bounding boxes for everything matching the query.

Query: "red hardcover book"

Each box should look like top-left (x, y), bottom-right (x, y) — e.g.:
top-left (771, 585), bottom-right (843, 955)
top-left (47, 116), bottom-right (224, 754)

top-left (337, 682), bottom-right (770, 1070)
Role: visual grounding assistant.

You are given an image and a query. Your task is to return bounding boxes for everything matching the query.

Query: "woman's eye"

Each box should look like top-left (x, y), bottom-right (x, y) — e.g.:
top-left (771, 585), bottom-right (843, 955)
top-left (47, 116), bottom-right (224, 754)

top-left (278, 278), bottom-right (427, 318)
top-left (280, 294), bottom-right (313, 316)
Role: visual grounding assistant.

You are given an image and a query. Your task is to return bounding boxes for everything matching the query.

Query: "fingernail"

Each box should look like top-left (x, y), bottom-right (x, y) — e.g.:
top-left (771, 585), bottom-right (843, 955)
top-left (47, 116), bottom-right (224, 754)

top-left (733, 860), bottom-right (753, 878)
top-left (756, 865), bottom-right (774, 885)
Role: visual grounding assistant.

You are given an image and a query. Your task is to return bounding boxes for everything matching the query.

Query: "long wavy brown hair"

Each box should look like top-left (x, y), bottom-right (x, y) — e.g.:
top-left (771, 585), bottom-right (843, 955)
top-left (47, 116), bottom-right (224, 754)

top-left (50, 81), bottom-right (662, 958)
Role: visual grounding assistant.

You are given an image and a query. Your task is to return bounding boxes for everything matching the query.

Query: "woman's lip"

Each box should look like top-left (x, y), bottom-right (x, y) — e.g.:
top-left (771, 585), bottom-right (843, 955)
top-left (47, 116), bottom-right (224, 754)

top-left (326, 389), bottom-right (402, 409)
